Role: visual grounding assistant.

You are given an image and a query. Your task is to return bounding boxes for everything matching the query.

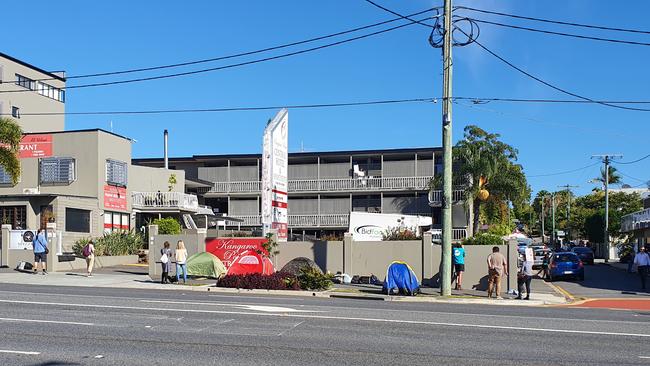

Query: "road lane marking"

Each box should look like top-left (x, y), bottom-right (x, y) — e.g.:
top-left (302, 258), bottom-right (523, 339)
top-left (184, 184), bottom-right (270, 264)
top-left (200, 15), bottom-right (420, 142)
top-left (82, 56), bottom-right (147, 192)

top-left (0, 350), bottom-right (40, 355)
top-left (0, 317), bottom-right (94, 326)
top-left (0, 298), bottom-right (648, 339)
top-left (277, 321), bottom-right (305, 336)
top-left (140, 300), bottom-right (317, 313)
top-left (640, 356), bottom-right (650, 359)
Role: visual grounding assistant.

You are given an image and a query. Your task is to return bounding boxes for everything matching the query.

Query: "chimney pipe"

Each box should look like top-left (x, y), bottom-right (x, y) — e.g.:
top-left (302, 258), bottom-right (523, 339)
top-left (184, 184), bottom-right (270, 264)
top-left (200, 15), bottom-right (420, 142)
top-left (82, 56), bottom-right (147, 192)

top-left (164, 129), bottom-right (169, 169)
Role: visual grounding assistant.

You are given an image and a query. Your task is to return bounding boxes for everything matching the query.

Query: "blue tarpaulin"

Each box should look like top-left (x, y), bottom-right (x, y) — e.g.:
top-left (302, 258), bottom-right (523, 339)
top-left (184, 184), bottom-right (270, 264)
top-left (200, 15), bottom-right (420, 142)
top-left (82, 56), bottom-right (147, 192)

top-left (382, 261), bottom-right (420, 296)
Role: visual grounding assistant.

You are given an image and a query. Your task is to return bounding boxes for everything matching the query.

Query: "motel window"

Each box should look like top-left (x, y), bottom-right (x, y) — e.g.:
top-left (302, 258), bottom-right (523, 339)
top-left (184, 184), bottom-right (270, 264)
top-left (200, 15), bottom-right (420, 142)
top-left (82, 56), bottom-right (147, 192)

top-left (40, 157), bottom-right (76, 184)
top-left (36, 82), bottom-right (65, 103)
top-left (106, 159), bottom-right (128, 187)
top-left (11, 106), bottom-right (20, 118)
top-left (15, 74), bottom-right (35, 90)
top-left (65, 208), bottom-right (90, 233)
top-left (0, 166), bottom-right (14, 185)
top-left (0, 206), bottom-right (27, 230)
top-left (104, 211), bottom-right (130, 233)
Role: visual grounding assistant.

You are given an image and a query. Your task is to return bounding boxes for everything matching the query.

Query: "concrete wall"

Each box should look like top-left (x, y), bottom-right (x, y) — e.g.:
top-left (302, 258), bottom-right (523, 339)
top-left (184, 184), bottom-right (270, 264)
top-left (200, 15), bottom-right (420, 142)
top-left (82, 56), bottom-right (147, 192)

top-left (352, 240), bottom-right (423, 279)
top-left (54, 255), bottom-right (139, 271)
top-left (147, 226), bottom-right (207, 279)
top-left (129, 165), bottom-right (185, 193)
top-left (276, 241), bottom-right (344, 274)
top-left (0, 54), bottom-right (65, 133)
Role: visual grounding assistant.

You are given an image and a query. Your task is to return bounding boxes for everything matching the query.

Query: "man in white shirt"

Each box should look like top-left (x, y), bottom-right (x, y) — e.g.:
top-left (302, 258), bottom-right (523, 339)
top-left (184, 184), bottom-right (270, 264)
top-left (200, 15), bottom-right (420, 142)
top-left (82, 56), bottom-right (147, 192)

top-left (633, 247), bottom-right (650, 290)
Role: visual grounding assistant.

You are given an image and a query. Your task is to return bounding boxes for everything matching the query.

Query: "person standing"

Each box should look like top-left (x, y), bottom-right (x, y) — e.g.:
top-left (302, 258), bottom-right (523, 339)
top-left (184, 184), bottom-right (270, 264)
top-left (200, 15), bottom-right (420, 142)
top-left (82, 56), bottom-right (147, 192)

top-left (516, 258), bottom-right (533, 300)
top-left (175, 240), bottom-right (188, 284)
top-left (536, 252), bottom-right (550, 280)
top-left (634, 246), bottom-right (650, 290)
top-left (487, 246), bottom-right (508, 299)
top-left (452, 243), bottom-right (466, 290)
top-left (84, 240), bottom-right (96, 277)
top-left (160, 241), bottom-right (172, 284)
top-left (32, 229), bottom-right (48, 275)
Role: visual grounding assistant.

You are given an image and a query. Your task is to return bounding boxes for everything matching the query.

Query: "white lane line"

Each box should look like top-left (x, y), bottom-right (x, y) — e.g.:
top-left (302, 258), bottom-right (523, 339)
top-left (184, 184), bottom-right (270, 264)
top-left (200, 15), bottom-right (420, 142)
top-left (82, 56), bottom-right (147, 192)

top-left (0, 298), bottom-right (647, 339)
top-left (0, 317), bottom-right (94, 326)
top-left (640, 356), bottom-right (650, 359)
top-left (277, 321), bottom-right (305, 336)
top-left (0, 349), bottom-right (40, 355)
top-left (140, 300), bottom-right (316, 313)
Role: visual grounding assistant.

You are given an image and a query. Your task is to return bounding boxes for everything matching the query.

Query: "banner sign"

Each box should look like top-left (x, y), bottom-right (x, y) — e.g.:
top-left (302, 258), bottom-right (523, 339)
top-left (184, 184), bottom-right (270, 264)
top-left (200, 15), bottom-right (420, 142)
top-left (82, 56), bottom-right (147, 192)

top-left (19, 134), bottom-right (53, 158)
top-left (9, 230), bottom-right (34, 250)
top-left (205, 237), bottom-right (268, 269)
top-left (104, 185), bottom-right (127, 211)
top-left (261, 109), bottom-right (288, 241)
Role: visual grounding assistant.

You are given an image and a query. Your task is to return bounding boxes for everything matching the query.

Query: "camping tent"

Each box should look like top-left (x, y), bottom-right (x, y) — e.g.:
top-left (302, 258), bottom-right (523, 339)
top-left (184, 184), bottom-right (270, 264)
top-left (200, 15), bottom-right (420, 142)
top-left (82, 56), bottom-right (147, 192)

top-left (227, 250), bottom-right (275, 276)
top-left (186, 252), bottom-right (227, 279)
top-left (382, 261), bottom-right (420, 296)
top-left (280, 257), bottom-right (322, 276)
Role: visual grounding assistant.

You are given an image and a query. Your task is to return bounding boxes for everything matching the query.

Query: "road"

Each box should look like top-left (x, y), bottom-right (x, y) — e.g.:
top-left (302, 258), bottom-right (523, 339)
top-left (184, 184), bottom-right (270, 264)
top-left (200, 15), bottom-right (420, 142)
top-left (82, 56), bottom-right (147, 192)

top-left (0, 283), bottom-right (648, 365)
top-left (548, 262), bottom-right (650, 299)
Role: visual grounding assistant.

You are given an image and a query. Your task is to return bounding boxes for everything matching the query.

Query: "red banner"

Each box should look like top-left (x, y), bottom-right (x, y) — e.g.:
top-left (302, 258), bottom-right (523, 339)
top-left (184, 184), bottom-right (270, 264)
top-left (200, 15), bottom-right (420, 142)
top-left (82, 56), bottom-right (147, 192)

top-left (19, 134), bottom-right (52, 158)
top-left (205, 237), bottom-right (268, 269)
top-left (104, 185), bottom-right (127, 211)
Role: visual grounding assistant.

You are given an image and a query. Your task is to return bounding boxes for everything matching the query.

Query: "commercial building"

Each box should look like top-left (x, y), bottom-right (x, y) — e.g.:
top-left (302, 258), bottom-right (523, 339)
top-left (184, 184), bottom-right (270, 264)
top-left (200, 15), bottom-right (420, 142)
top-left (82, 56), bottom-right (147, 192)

top-left (134, 147), bottom-right (470, 240)
top-left (0, 52), bottom-right (66, 132)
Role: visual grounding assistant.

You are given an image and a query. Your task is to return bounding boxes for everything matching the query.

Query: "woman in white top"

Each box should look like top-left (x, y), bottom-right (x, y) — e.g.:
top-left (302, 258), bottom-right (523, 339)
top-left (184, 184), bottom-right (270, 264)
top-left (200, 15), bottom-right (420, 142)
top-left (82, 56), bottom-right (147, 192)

top-left (175, 240), bottom-right (188, 284)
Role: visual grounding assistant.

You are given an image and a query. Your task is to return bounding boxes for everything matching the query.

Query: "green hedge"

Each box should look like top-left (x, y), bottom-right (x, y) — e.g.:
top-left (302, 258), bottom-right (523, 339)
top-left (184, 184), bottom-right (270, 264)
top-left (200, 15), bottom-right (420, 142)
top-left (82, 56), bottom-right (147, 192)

top-left (152, 217), bottom-right (182, 235)
top-left (461, 233), bottom-right (504, 246)
top-left (73, 231), bottom-right (144, 257)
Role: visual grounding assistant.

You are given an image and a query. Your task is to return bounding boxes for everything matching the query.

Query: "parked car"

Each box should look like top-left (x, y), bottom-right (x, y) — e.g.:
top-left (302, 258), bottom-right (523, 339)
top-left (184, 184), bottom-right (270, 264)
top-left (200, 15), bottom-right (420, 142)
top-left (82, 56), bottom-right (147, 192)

top-left (572, 247), bottom-right (594, 265)
top-left (548, 252), bottom-right (584, 281)
top-left (530, 245), bottom-right (550, 269)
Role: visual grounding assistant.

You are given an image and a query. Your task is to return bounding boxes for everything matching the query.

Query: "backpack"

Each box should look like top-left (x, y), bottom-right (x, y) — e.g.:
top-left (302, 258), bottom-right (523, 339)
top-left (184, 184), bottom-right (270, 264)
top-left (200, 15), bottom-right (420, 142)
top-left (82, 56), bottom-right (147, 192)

top-left (82, 244), bottom-right (91, 257)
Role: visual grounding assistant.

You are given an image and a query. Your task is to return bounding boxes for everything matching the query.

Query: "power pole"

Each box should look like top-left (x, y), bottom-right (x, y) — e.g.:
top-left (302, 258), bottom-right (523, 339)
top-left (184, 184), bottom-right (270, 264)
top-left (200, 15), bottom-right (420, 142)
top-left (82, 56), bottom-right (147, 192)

top-left (558, 184), bottom-right (578, 242)
top-left (591, 154), bottom-right (622, 262)
top-left (440, 0), bottom-right (454, 296)
top-left (540, 198), bottom-right (545, 244)
top-left (551, 193), bottom-right (556, 248)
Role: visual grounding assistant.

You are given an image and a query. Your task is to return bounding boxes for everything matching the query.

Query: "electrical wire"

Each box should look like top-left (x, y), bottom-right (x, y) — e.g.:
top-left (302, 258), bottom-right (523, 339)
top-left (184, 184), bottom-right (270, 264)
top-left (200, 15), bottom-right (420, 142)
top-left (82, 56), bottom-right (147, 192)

top-left (456, 6), bottom-right (650, 35)
top-left (613, 153), bottom-right (650, 165)
top-left (0, 15), bottom-right (436, 93)
top-left (453, 24), bottom-right (650, 112)
top-left (453, 97), bottom-right (650, 105)
top-left (526, 162), bottom-right (600, 178)
top-left (470, 18), bottom-right (650, 47)
top-left (616, 169), bottom-right (648, 183)
top-left (0, 97), bottom-right (437, 116)
top-left (0, 7), bottom-right (441, 85)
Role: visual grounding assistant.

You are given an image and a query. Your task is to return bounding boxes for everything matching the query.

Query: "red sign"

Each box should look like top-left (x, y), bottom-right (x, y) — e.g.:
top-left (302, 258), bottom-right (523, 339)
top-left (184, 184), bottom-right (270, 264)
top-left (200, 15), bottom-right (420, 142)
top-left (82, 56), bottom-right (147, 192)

top-left (205, 237), bottom-right (267, 269)
top-left (104, 185), bottom-right (127, 211)
top-left (19, 134), bottom-right (52, 158)
top-left (226, 250), bottom-right (275, 275)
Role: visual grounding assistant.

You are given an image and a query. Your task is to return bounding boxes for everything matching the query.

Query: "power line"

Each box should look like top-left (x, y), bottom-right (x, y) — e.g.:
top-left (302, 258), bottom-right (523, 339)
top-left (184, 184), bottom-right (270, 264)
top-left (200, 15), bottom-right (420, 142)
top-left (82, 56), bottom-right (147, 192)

top-left (616, 169), bottom-right (648, 183)
top-left (363, 0), bottom-right (435, 29)
top-left (452, 25), bottom-right (650, 112)
top-left (0, 7), bottom-right (441, 85)
top-left (456, 6), bottom-right (650, 35)
top-left (0, 97), bottom-right (437, 116)
top-left (453, 97), bottom-right (650, 104)
top-left (613, 153), bottom-right (650, 165)
top-left (0, 14), bottom-right (438, 93)
top-left (526, 162), bottom-right (600, 178)
top-left (470, 18), bottom-right (650, 47)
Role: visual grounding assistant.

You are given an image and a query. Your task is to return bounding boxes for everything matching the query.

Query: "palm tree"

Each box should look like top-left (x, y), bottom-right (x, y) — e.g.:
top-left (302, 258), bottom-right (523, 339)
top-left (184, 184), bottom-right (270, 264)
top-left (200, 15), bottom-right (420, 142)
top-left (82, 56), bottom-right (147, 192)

top-left (0, 117), bottom-right (23, 185)
top-left (593, 166), bottom-right (621, 188)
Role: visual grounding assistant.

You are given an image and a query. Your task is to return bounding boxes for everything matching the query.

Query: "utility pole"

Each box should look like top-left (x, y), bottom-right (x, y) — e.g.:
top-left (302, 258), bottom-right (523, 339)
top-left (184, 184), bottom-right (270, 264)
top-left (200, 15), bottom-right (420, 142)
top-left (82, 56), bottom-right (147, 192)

top-left (592, 154), bottom-right (622, 262)
top-left (551, 193), bottom-right (556, 248)
top-left (540, 198), bottom-right (545, 244)
top-left (440, 0), bottom-right (453, 296)
top-left (558, 184), bottom-right (578, 243)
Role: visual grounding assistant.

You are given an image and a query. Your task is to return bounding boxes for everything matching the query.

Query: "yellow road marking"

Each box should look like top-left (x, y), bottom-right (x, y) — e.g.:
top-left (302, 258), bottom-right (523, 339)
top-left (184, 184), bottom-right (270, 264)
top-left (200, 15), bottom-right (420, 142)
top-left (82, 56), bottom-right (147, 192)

top-left (123, 263), bottom-right (148, 267)
top-left (545, 281), bottom-right (576, 301)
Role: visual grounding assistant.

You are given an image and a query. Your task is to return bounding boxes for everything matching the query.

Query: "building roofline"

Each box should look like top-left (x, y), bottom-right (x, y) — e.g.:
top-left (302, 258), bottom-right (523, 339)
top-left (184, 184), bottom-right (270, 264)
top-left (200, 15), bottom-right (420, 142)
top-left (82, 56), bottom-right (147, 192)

top-left (24, 128), bottom-right (131, 141)
top-left (0, 52), bottom-right (66, 82)
top-left (133, 146), bottom-right (442, 164)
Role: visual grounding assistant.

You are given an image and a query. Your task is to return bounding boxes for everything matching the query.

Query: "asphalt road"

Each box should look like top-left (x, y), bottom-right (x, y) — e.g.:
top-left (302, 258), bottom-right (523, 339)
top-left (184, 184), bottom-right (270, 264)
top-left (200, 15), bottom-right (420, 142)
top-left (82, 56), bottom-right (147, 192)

top-left (548, 263), bottom-right (650, 299)
top-left (0, 283), bottom-right (648, 366)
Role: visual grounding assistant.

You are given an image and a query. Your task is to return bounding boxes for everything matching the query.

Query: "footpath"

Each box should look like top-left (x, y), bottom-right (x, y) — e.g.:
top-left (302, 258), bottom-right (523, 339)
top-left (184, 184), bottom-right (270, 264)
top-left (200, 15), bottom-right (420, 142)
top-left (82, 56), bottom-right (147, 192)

top-left (0, 265), bottom-right (567, 307)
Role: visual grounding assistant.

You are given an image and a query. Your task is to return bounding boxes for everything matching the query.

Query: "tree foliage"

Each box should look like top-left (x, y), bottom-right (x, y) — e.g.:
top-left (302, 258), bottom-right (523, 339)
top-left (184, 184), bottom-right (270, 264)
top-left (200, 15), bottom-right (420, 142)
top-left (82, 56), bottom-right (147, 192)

top-left (0, 117), bottom-right (23, 185)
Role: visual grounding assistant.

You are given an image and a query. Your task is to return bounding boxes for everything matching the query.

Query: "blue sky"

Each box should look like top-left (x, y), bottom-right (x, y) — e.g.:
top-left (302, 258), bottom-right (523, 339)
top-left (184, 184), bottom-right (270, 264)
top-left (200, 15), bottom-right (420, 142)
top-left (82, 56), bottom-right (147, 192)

top-left (4, 0), bottom-right (650, 197)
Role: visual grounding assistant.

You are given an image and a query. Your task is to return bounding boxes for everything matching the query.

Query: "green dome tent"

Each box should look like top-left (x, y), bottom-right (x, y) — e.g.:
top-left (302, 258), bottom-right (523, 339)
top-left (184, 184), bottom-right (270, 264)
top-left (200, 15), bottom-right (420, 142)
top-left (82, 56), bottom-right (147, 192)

top-left (186, 252), bottom-right (227, 279)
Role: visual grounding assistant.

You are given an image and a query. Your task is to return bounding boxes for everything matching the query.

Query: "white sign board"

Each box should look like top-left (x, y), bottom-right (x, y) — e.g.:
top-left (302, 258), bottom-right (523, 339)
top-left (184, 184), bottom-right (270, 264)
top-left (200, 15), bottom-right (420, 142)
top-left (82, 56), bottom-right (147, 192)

top-left (9, 230), bottom-right (35, 250)
top-left (349, 212), bottom-right (432, 241)
top-left (261, 109), bottom-right (289, 241)
top-left (525, 247), bottom-right (534, 263)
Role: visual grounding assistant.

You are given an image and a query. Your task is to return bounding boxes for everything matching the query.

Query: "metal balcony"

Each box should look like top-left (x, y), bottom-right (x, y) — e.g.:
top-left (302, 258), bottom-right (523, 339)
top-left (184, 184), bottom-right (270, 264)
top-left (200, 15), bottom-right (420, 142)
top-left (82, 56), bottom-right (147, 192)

top-left (132, 191), bottom-right (199, 212)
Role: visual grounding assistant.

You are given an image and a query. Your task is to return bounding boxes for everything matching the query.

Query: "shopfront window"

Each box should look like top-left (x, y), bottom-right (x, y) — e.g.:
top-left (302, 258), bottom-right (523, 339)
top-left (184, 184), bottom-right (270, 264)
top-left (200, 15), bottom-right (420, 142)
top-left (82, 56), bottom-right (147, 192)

top-left (104, 211), bottom-right (130, 233)
top-left (0, 206), bottom-right (27, 229)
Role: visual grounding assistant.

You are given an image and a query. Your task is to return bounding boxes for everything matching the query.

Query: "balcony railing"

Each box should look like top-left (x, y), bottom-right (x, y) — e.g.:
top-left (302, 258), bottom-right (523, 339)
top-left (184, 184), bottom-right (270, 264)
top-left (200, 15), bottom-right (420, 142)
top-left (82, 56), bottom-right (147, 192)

top-left (226, 214), bottom-right (350, 228)
top-left (621, 208), bottom-right (650, 232)
top-left (428, 189), bottom-right (466, 206)
top-left (204, 176), bottom-right (435, 194)
top-left (132, 191), bottom-right (199, 211)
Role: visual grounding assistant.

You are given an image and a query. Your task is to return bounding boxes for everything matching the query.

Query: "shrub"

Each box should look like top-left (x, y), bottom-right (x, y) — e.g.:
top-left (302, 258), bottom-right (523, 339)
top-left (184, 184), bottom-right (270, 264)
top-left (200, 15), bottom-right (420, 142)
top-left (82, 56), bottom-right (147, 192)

top-left (297, 266), bottom-right (333, 290)
top-left (487, 223), bottom-right (513, 237)
top-left (228, 231), bottom-right (254, 237)
top-left (462, 233), bottom-right (504, 246)
top-left (217, 272), bottom-right (300, 290)
top-left (383, 227), bottom-right (420, 241)
top-left (258, 233), bottom-right (280, 257)
top-left (321, 233), bottom-right (344, 241)
top-left (73, 230), bottom-right (144, 257)
top-left (153, 217), bottom-right (182, 235)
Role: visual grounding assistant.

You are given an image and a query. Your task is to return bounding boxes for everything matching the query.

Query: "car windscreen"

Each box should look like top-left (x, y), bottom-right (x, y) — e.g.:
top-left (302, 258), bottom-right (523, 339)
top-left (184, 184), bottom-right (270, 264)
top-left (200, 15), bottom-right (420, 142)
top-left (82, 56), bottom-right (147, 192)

top-left (573, 248), bottom-right (591, 253)
top-left (555, 254), bottom-right (579, 262)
